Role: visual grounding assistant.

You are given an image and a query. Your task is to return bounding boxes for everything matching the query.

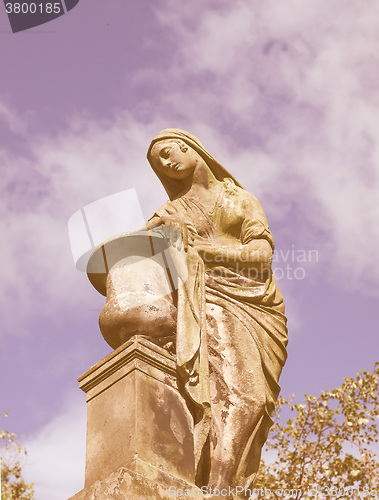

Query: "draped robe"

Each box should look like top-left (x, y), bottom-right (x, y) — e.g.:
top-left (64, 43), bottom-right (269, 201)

top-left (148, 178), bottom-right (288, 498)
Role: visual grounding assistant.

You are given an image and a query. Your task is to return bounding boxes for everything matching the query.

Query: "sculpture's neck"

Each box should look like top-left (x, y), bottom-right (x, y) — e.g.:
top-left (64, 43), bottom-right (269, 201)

top-left (174, 160), bottom-right (221, 201)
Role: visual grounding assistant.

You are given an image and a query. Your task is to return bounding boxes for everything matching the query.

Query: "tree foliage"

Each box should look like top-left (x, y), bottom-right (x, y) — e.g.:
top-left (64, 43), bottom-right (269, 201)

top-left (255, 363), bottom-right (379, 499)
top-left (0, 413), bottom-right (35, 500)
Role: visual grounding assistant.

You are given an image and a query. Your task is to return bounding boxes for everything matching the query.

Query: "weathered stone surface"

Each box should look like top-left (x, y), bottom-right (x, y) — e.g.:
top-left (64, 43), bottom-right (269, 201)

top-left (69, 336), bottom-right (199, 499)
top-left (98, 254), bottom-right (177, 349)
top-left (79, 129), bottom-right (288, 498)
top-left (87, 232), bottom-right (180, 350)
top-left (145, 129), bottom-right (288, 490)
top-left (68, 466), bottom-right (204, 500)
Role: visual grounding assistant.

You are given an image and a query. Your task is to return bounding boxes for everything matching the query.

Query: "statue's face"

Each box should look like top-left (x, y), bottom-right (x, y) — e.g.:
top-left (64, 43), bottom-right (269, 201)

top-left (150, 140), bottom-right (200, 180)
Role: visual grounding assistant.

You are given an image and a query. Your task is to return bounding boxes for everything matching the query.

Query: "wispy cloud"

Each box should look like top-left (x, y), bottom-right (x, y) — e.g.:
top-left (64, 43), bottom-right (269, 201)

top-left (0, 107), bottom-right (171, 340)
top-left (0, 98), bottom-right (35, 136)
top-left (142, 0), bottom-right (379, 291)
top-left (22, 391), bottom-right (86, 500)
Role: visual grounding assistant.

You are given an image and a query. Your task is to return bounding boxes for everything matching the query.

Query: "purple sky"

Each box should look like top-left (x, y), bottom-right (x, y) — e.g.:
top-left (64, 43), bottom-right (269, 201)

top-left (1, 1), bottom-right (378, 498)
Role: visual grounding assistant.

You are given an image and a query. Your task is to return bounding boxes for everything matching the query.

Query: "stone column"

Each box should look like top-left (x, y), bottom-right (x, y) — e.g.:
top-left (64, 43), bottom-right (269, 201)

top-left (69, 336), bottom-right (203, 500)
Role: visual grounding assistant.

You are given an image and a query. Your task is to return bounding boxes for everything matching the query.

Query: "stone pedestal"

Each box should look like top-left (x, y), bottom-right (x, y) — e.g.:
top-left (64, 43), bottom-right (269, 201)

top-left (69, 336), bottom-right (203, 500)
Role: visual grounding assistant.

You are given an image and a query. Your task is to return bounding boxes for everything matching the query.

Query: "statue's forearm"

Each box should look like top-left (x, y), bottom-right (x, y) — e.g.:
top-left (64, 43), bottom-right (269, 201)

top-left (196, 239), bottom-right (272, 269)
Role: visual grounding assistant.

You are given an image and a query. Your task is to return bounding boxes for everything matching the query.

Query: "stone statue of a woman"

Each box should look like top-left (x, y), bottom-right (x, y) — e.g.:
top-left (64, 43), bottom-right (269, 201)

top-left (143, 129), bottom-right (288, 497)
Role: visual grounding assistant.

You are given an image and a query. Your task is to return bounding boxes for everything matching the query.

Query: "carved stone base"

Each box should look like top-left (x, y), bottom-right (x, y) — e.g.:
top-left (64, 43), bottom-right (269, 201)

top-left (68, 465), bottom-right (204, 500)
top-left (68, 336), bottom-right (203, 500)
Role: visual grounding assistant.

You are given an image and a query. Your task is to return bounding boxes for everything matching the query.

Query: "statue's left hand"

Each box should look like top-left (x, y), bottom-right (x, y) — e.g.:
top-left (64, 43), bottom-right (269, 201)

top-left (145, 216), bottom-right (189, 251)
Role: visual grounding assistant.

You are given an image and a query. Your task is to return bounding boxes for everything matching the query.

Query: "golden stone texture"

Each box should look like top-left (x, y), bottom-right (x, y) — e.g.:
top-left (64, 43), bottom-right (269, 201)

top-left (87, 232), bottom-right (179, 350)
top-left (72, 129), bottom-right (288, 500)
top-left (69, 336), bottom-right (203, 500)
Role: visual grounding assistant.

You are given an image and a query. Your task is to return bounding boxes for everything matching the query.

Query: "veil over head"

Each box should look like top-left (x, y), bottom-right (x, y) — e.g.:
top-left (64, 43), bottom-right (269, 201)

top-left (147, 128), bottom-right (244, 199)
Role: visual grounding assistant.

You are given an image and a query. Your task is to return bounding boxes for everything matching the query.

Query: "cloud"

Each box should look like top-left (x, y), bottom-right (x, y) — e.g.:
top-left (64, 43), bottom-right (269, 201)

top-left (0, 98), bottom-right (35, 136)
top-left (3, 0), bottom-right (379, 313)
top-left (0, 107), bottom-right (172, 340)
top-left (22, 390), bottom-right (87, 500)
top-left (143, 0), bottom-right (379, 292)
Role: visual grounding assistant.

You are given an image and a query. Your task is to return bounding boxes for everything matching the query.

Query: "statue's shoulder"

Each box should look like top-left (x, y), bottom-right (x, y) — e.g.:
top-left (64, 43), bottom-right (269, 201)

top-left (223, 178), bottom-right (263, 211)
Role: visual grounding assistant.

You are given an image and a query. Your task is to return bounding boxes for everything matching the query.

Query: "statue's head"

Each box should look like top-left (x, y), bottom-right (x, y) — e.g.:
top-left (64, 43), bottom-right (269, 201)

top-left (147, 129), bottom-right (243, 199)
top-left (149, 138), bottom-right (205, 181)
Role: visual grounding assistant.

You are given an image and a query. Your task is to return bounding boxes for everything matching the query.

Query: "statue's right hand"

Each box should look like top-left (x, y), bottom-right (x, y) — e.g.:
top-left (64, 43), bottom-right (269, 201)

top-left (145, 216), bottom-right (189, 251)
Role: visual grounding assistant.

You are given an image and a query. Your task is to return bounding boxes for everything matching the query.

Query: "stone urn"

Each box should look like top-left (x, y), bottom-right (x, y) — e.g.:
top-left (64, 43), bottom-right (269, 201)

top-left (87, 230), bottom-right (184, 350)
